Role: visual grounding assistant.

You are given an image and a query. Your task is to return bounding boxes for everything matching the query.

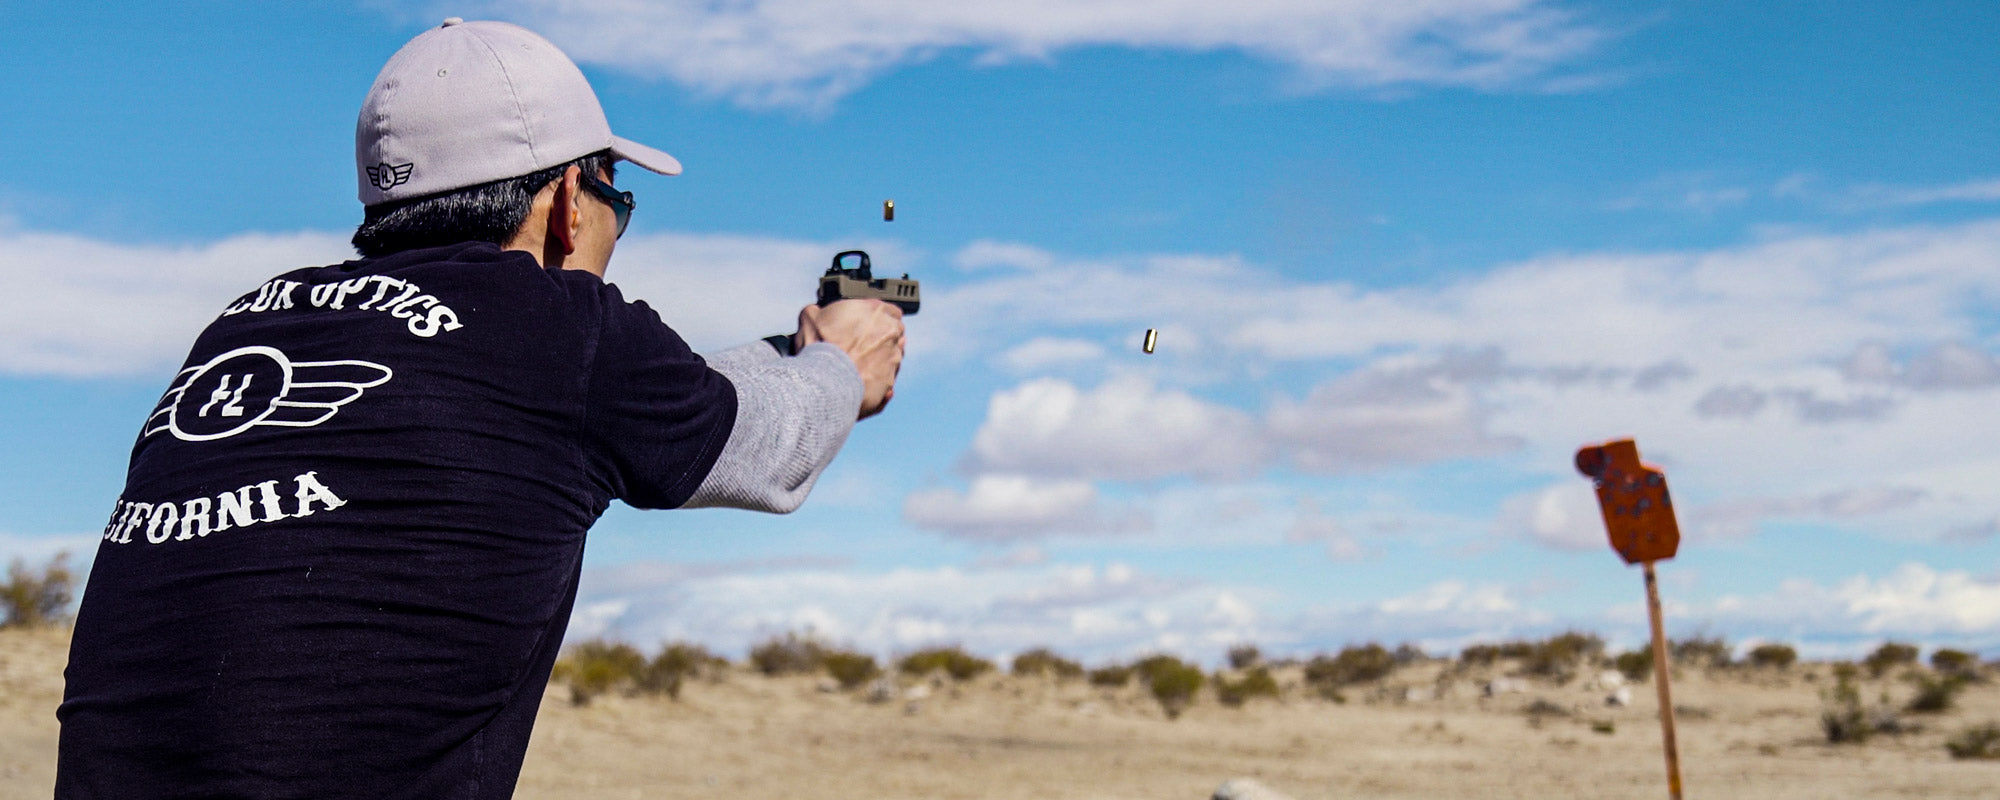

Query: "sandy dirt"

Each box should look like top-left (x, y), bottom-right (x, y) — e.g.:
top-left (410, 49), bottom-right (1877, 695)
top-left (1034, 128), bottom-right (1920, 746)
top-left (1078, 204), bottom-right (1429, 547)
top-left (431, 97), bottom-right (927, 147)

top-left (6, 627), bottom-right (1999, 799)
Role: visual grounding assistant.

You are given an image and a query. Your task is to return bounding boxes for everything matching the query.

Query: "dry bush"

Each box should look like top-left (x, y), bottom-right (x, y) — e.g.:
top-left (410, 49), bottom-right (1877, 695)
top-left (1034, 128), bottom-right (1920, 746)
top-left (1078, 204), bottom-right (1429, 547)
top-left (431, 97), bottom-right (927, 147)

top-left (749, 631), bottom-right (827, 676)
top-left (1821, 666), bottom-right (1872, 743)
top-left (1946, 723), bottom-right (2000, 759)
top-left (1132, 654), bottom-right (1204, 719)
top-left (1747, 643), bottom-right (1798, 670)
top-left (637, 641), bottom-right (725, 700)
top-left (1227, 644), bottom-right (1262, 670)
top-left (822, 649), bottom-right (881, 690)
top-left (1524, 698), bottom-right (1570, 718)
top-left (1, 553), bottom-right (76, 628)
top-left (1392, 643), bottom-right (1430, 664)
top-left (1457, 639), bottom-right (1541, 668)
top-left (1088, 664), bottom-right (1134, 687)
top-left (1931, 648), bottom-right (1979, 676)
top-left (1670, 635), bottom-right (1731, 669)
top-left (552, 640), bottom-right (646, 706)
top-left (898, 645), bottom-right (993, 681)
top-left (1864, 642), bottom-right (1919, 678)
top-left (1214, 667), bottom-right (1279, 708)
top-left (1524, 632), bottom-right (1604, 680)
top-left (1305, 643), bottom-right (1397, 693)
top-left (1906, 673), bottom-right (1968, 714)
top-left (1614, 648), bottom-right (1654, 682)
top-left (1012, 647), bottom-right (1084, 679)
top-left (1458, 644), bottom-right (1502, 666)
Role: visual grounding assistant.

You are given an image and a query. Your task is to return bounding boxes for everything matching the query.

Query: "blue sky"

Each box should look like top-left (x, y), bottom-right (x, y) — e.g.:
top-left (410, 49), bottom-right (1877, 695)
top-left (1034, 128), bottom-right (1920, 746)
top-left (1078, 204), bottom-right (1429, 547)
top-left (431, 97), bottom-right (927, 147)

top-left (5, 0), bottom-right (2000, 664)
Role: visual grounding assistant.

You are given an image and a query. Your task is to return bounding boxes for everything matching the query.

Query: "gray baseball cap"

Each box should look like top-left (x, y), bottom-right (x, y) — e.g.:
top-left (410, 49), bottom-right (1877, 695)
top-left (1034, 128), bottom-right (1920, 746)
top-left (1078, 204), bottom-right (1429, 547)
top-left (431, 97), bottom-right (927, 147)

top-left (355, 18), bottom-right (680, 206)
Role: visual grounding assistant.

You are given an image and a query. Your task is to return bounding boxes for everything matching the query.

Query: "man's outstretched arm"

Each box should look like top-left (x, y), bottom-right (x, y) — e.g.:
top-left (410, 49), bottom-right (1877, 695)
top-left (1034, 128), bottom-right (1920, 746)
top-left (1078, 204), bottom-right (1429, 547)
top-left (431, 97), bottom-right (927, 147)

top-left (681, 299), bottom-right (904, 512)
top-left (681, 340), bottom-right (860, 512)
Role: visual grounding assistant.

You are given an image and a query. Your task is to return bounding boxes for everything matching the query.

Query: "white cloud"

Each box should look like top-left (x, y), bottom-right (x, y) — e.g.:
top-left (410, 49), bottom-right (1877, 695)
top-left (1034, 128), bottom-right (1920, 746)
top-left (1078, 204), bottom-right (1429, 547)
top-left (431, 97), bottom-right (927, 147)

top-left (0, 229), bottom-right (354, 376)
top-left (1494, 481), bottom-right (1602, 551)
top-left (0, 532), bottom-right (99, 572)
top-left (903, 474), bottom-right (1144, 541)
top-left (1290, 579), bottom-right (1556, 653)
top-left (1695, 563), bottom-right (2000, 652)
top-left (1841, 341), bottom-right (2000, 390)
top-left (998, 337), bottom-right (1107, 372)
top-left (1284, 502), bottom-right (1371, 562)
top-left (1839, 177), bottom-right (2000, 209)
top-left (964, 375), bottom-right (1270, 480)
top-left (1604, 172), bottom-right (1755, 214)
top-left (1687, 485), bottom-right (1929, 541)
top-left (1267, 352), bottom-right (1523, 472)
top-left (446, 0), bottom-right (1612, 109)
top-left (924, 218), bottom-right (2000, 544)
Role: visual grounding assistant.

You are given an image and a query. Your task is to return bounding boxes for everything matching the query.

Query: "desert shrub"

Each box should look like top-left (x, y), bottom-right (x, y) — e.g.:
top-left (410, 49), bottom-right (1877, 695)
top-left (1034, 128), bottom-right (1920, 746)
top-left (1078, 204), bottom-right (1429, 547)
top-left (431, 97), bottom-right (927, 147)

top-left (1906, 673), bottom-right (1968, 714)
top-left (1931, 648), bottom-right (1979, 675)
top-left (1214, 667), bottom-right (1280, 708)
top-left (1392, 643), bottom-right (1430, 664)
top-left (822, 649), bottom-right (881, 690)
top-left (1130, 654), bottom-right (1186, 680)
top-left (1614, 648), bottom-right (1654, 682)
top-left (1304, 643), bottom-right (1397, 690)
top-left (1525, 632), bottom-right (1604, 680)
top-left (1458, 644), bottom-right (1501, 666)
top-left (552, 639), bottom-right (646, 706)
top-left (1946, 723), bottom-right (2000, 759)
top-left (1088, 664), bottom-right (1134, 687)
top-left (749, 631), bottom-right (827, 676)
top-left (637, 641), bottom-right (723, 699)
top-left (1821, 667), bottom-right (1871, 744)
top-left (1227, 644), bottom-right (1262, 670)
top-left (1747, 643), bottom-right (1798, 670)
top-left (1133, 654), bottom-right (1203, 719)
top-left (899, 645), bottom-right (994, 681)
top-left (1864, 642), bottom-right (1919, 678)
top-left (1498, 641), bottom-right (1536, 659)
top-left (1, 553), bottom-right (76, 628)
top-left (1524, 698), bottom-right (1570, 718)
top-left (1670, 635), bottom-right (1731, 668)
top-left (1012, 647), bottom-right (1083, 679)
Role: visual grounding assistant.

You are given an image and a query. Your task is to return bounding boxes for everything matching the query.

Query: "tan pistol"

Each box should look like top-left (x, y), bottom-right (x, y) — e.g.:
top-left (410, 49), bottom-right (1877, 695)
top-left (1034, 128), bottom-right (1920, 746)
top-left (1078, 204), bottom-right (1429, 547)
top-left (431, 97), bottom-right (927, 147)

top-left (765, 250), bottom-right (918, 355)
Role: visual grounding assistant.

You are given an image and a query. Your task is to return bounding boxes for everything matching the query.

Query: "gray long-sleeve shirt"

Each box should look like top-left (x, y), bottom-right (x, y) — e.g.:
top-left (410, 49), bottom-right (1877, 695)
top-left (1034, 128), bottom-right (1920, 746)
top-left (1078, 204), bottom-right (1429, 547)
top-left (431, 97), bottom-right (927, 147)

top-left (681, 340), bottom-right (863, 512)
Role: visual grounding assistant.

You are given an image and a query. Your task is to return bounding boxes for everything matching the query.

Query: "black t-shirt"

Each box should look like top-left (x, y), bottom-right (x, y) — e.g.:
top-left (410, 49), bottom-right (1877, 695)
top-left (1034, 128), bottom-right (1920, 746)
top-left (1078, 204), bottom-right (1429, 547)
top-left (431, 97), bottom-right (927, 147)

top-left (55, 242), bottom-right (736, 799)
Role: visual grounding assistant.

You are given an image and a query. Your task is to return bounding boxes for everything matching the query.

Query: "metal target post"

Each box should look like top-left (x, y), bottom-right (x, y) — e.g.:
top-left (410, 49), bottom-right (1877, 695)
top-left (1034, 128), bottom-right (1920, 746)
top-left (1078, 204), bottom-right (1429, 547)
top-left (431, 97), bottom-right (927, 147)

top-left (1576, 438), bottom-right (1684, 800)
top-left (1642, 561), bottom-right (1682, 799)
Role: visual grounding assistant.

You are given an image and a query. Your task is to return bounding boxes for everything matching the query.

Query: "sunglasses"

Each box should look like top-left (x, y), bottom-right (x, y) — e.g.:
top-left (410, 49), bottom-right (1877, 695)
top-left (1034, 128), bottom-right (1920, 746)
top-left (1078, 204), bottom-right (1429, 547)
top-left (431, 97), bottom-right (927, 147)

top-left (578, 172), bottom-right (634, 238)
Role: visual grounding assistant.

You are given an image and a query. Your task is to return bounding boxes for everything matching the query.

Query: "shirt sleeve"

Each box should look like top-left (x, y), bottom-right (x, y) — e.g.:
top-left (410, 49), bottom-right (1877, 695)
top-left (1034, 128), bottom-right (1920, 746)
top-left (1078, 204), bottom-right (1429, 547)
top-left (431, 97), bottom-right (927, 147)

top-left (679, 340), bottom-right (864, 513)
top-left (581, 288), bottom-right (738, 510)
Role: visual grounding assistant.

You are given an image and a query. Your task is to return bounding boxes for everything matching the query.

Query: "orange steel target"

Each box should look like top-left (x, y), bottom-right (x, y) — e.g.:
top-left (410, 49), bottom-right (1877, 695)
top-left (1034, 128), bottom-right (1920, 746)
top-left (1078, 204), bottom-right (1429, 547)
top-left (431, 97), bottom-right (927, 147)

top-left (1574, 438), bottom-right (1679, 565)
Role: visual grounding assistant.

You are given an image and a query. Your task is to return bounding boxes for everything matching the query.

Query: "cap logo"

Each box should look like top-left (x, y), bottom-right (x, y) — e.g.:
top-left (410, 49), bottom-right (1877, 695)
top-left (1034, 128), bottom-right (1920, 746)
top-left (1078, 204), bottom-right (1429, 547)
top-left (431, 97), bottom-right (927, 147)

top-left (366, 162), bottom-right (414, 190)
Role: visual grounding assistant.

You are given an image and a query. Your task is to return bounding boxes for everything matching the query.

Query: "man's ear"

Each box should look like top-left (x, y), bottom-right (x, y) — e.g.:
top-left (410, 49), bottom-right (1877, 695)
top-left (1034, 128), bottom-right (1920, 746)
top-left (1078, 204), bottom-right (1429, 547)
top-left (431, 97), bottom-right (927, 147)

top-left (548, 166), bottom-right (582, 257)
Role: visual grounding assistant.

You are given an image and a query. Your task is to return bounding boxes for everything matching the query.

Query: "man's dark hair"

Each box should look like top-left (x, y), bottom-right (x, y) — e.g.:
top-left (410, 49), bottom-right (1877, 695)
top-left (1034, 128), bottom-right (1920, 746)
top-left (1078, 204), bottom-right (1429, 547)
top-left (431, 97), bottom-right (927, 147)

top-left (352, 151), bottom-right (615, 257)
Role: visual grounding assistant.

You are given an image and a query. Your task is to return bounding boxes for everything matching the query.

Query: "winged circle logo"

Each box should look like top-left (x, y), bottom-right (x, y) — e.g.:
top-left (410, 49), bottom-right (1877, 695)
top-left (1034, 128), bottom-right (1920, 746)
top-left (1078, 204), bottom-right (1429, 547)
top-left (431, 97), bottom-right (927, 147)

top-left (366, 162), bottom-right (414, 190)
top-left (145, 346), bottom-right (393, 442)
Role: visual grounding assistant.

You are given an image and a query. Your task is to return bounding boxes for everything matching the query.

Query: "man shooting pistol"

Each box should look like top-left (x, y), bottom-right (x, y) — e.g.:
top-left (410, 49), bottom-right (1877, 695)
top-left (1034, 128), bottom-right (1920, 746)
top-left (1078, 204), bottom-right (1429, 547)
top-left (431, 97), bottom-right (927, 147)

top-left (56, 19), bottom-right (906, 799)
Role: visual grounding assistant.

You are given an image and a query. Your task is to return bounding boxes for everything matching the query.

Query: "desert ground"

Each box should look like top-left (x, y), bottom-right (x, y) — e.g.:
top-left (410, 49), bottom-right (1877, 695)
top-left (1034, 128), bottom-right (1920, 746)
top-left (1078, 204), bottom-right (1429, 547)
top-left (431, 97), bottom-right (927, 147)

top-left (5, 626), bottom-right (1999, 799)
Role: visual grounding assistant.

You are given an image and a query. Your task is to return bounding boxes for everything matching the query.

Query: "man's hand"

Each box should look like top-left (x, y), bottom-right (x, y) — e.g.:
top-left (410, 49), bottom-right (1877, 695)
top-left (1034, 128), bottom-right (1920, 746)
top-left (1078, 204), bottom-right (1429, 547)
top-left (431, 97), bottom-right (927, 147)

top-left (795, 300), bottom-right (905, 419)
